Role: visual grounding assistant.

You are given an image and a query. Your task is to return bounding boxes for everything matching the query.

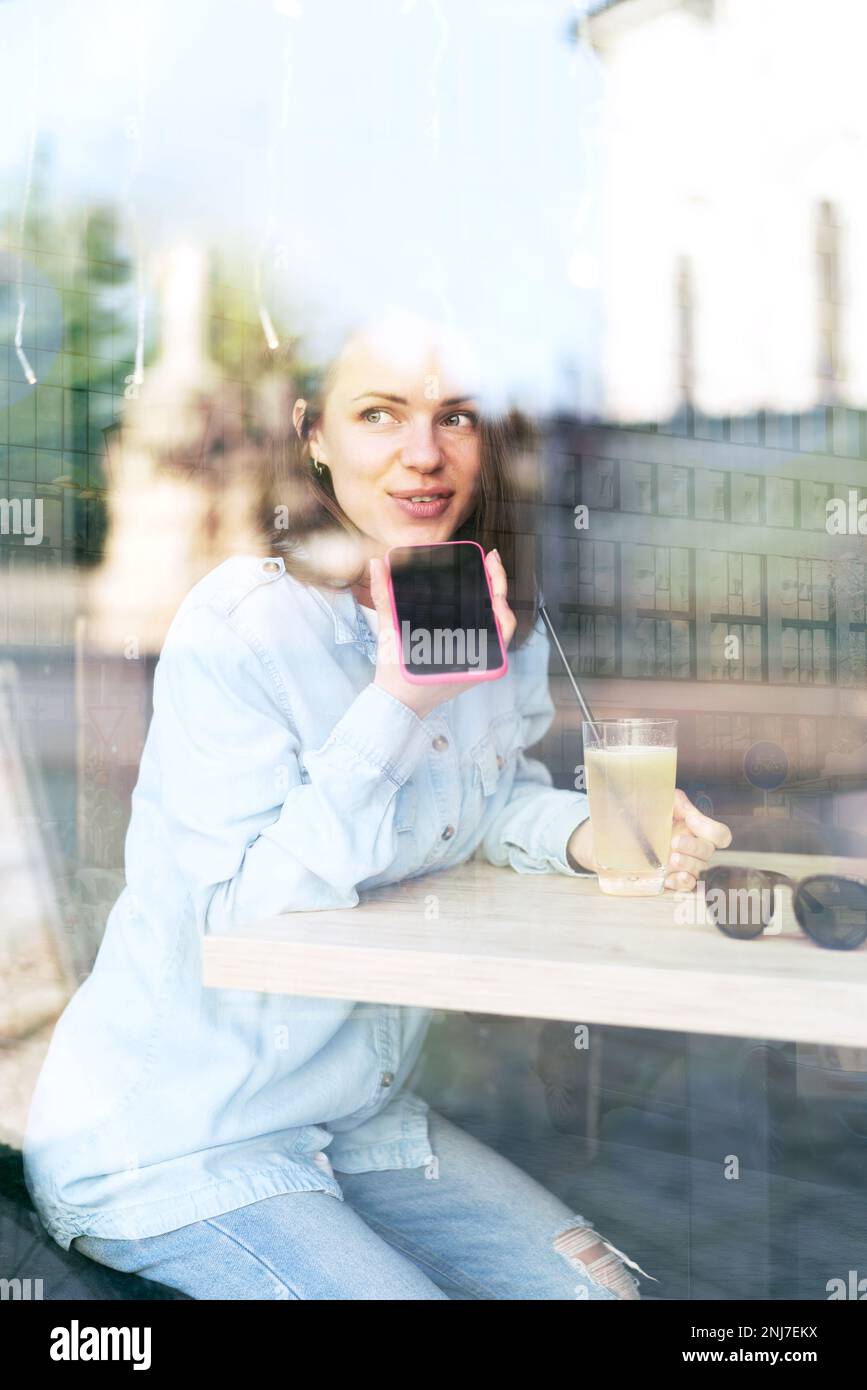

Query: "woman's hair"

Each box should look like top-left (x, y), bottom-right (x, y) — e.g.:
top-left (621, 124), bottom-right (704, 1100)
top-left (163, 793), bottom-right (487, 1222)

top-left (258, 327), bottom-right (542, 647)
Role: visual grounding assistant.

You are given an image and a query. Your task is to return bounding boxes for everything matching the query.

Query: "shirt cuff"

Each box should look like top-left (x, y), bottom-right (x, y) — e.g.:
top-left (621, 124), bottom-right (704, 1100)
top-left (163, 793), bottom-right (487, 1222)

top-left (321, 682), bottom-right (432, 787)
top-left (538, 792), bottom-right (594, 876)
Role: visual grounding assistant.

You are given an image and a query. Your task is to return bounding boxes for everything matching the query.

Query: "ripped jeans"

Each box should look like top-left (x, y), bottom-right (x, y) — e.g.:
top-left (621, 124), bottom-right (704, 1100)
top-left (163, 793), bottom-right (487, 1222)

top-left (71, 1109), bottom-right (647, 1300)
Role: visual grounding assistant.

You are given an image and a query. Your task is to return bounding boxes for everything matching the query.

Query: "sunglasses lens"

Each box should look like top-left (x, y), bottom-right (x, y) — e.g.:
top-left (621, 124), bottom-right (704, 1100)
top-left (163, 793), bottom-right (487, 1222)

top-left (795, 878), bottom-right (867, 950)
top-left (703, 869), bottom-right (773, 939)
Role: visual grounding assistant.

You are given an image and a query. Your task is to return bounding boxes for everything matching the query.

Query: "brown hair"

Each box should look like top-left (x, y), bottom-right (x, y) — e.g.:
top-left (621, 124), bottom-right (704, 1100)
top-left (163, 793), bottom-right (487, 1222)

top-left (259, 340), bottom-right (542, 647)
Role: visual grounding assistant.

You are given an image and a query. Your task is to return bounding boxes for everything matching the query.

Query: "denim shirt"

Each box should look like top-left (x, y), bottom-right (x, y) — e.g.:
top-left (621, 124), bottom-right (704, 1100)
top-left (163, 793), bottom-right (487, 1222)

top-left (23, 554), bottom-right (590, 1251)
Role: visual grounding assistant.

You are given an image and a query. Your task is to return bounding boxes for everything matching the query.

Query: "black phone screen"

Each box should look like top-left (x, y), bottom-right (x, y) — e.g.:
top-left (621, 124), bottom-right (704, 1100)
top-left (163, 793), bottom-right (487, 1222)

top-left (387, 542), bottom-right (505, 677)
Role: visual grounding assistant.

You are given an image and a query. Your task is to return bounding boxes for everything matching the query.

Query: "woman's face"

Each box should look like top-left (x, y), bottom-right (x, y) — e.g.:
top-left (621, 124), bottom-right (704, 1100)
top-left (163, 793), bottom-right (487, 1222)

top-left (295, 319), bottom-right (483, 552)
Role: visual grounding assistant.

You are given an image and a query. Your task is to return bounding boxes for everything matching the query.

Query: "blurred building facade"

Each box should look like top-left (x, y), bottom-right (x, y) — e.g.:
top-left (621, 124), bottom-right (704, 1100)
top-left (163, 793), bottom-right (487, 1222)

top-left (536, 0), bottom-right (867, 833)
top-left (537, 410), bottom-right (867, 832)
top-left (0, 230), bottom-right (295, 879)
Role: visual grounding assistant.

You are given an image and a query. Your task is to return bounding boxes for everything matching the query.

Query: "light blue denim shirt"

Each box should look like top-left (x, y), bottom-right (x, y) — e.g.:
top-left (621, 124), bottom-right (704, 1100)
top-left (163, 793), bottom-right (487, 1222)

top-left (23, 553), bottom-right (590, 1251)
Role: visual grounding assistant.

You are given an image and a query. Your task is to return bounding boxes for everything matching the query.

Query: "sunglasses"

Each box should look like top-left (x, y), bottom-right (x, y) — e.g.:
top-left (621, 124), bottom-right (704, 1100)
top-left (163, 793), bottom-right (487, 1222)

top-left (702, 865), bottom-right (867, 950)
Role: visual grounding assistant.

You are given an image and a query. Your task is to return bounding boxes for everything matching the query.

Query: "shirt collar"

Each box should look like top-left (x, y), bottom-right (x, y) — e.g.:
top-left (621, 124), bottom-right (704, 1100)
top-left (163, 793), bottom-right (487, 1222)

top-left (287, 538), bottom-right (377, 661)
top-left (310, 585), bottom-right (378, 662)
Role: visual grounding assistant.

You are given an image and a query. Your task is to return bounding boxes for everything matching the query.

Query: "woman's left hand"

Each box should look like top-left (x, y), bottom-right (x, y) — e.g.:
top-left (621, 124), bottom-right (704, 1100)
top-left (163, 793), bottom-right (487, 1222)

top-left (663, 789), bottom-right (732, 891)
top-left (567, 788), bottom-right (732, 890)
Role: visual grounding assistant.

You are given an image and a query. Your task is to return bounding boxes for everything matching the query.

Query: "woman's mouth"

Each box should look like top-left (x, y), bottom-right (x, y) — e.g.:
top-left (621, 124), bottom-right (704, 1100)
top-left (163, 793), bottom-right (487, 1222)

top-left (388, 490), bottom-right (455, 520)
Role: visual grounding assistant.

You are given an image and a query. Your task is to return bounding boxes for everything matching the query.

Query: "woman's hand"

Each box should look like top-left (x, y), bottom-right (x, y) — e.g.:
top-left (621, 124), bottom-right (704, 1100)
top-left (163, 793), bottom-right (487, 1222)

top-left (567, 788), bottom-right (732, 891)
top-left (369, 551), bottom-right (516, 720)
top-left (663, 789), bottom-right (732, 890)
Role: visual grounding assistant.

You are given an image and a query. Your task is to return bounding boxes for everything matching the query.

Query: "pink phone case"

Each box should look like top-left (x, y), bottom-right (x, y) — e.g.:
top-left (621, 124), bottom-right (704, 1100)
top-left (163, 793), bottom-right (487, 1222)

top-left (384, 540), bottom-right (509, 685)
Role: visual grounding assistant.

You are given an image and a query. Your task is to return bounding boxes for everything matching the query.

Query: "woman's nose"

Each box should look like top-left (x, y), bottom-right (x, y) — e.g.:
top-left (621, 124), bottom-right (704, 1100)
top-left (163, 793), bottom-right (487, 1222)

top-left (399, 424), bottom-right (443, 472)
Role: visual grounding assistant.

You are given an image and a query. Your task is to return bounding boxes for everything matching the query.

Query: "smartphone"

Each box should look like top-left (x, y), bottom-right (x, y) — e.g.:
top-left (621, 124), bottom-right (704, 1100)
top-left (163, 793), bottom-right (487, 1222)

top-left (385, 540), bottom-right (509, 685)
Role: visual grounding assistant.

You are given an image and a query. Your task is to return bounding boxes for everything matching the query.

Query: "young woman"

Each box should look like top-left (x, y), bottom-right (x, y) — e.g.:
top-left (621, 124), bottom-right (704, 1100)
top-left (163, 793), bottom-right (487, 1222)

top-left (24, 310), bottom-right (731, 1300)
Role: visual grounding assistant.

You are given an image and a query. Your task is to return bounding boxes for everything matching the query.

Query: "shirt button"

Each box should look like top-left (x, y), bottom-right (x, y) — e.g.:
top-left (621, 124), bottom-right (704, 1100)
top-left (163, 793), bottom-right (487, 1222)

top-left (441, 825), bottom-right (455, 840)
top-left (262, 559), bottom-right (281, 574)
top-left (431, 735), bottom-right (449, 752)
top-left (381, 1071), bottom-right (395, 1087)
top-left (496, 754), bottom-right (505, 770)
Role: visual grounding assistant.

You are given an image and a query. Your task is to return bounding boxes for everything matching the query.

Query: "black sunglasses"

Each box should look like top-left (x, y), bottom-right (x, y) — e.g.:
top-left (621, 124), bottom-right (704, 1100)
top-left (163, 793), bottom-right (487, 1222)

top-left (702, 865), bottom-right (867, 950)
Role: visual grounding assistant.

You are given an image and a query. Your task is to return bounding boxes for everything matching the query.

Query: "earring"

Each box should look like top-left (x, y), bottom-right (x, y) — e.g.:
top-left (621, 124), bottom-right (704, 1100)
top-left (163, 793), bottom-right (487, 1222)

top-left (310, 456), bottom-right (325, 478)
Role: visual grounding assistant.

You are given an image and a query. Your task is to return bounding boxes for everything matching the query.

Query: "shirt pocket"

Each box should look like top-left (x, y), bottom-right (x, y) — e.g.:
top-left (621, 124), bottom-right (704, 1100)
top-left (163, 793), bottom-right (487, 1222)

top-left (468, 710), bottom-right (524, 797)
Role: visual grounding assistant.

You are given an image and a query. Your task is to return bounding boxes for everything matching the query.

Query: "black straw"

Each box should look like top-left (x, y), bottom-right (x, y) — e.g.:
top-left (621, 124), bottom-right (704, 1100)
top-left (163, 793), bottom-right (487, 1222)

top-left (539, 604), bottom-right (598, 736)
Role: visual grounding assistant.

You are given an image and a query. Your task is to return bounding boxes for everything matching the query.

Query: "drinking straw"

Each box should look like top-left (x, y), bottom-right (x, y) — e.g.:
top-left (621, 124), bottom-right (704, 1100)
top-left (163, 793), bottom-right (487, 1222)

top-left (539, 603), bottom-right (599, 736)
top-left (539, 603), bottom-right (662, 872)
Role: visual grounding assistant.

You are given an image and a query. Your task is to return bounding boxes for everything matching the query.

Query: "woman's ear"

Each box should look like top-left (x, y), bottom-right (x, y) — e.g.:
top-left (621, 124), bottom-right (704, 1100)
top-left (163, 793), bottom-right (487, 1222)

top-left (291, 398), bottom-right (308, 440)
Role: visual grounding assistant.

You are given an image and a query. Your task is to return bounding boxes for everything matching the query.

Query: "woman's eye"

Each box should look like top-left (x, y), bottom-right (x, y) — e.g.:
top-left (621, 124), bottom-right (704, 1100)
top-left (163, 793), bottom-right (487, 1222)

top-left (359, 407), bottom-right (478, 427)
top-left (360, 407), bottom-right (396, 424)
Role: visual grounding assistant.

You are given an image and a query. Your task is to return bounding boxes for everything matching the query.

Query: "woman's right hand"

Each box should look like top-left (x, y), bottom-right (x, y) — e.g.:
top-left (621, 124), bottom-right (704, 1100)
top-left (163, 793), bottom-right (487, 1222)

top-left (369, 553), bottom-right (514, 719)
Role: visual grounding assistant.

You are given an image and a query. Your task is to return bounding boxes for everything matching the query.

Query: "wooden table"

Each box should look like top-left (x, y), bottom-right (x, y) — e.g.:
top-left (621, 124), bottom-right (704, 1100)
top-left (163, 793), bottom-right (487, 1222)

top-left (202, 850), bottom-right (867, 1047)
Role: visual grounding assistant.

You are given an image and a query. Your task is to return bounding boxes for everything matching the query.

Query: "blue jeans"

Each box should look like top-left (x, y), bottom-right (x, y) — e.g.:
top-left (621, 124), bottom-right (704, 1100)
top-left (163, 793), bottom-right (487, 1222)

top-left (71, 1110), bottom-right (638, 1299)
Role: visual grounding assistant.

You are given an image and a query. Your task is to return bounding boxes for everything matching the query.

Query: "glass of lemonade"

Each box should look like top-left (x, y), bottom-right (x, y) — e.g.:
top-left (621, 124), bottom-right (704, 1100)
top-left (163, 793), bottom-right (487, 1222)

top-left (582, 719), bottom-right (677, 897)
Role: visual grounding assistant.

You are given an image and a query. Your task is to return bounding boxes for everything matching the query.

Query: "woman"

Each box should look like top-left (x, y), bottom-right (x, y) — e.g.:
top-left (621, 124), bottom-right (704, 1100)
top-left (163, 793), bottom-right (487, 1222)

top-left (24, 310), bottom-right (731, 1300)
